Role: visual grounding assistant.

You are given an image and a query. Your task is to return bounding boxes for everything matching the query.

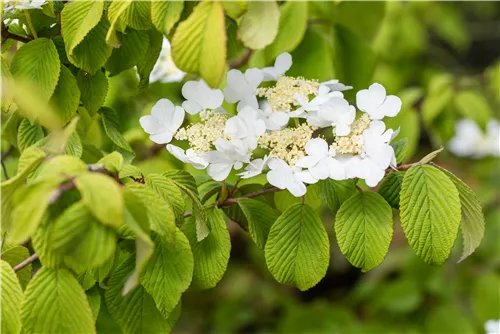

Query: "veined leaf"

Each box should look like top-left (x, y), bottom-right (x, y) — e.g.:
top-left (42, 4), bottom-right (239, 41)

top-left (137, 28), bottom-right (163, 90)
top-left (75, 172), bottom-right (124, 229)
top-left (392, 138), bottom-right (409, 165)
top-left (10, 38), bottom-right (60, 102)
top-left (106, 1), bottom-right (132, 48)
top-left (238, 198), bottom-right (279, 249)
top-left (32, 154), bottom-right (87, 183)
top-left (434, 165), bottom-right (485, 262)
top-left (162, 170), bottom-right (198, 196)
top-left (265, 203), bottom-right (330, 291)
top-left (98, 152), bottom-right (124, 173)
top-left (181, 208), bottom-right (230, 290)
top-left (238, 1), bottom-right (280, 50)
top-left (146, 173), bottom-right (185, 226)
top-left (1, 260), bottom-right (23, 334)
top-left (86, 287), bottom-right (101, 321)
top-left (105, 256), bottom-right (177, 334)
top-left (378, 171), bottom-right (405, 209)
top-left (140, 231), bottom-right (193, 318)
top-left (49, 65), bottom-right (81, 124)
top-left (1, 246), bottom-right (32, 289)
top-left (318, 179), bottom-right (357, 215)
top-left (17, 118), bottom-right (44, 153)
top-left (61, 1), bottom-right (104, 57)
top-left (100, 107), bottom-right (134, 153)
top-left (171, 1), bottom-right (226, 87)
top-left (76, 70), bottom-right (108, 115)
top-left (124, 1), bottom-right (151, 30)
top-left (105, 29), bottom-right (149, 76)
top-left (21, 267), bottom-right (95, 334)
top-left (151, 1), bottom-right (184, 34)
top-left (400, 165), bottom-right (461, 265)
top-left (335, 192), bottom-right (394, 272)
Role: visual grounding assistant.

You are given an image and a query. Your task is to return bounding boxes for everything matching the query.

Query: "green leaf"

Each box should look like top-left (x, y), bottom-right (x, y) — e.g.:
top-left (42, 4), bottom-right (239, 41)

top-left (105, 29), bottom-right (149, 76)
top-left (75, 172), bottom-right (124, 229)
top-left (454, 90), bottom-right (492, 129)
top-left (17, 118), bottom-right (44, 153)
top-left (61, 1), bottom-right (104, 57)
top-left (97, 152), bottom-right (124, 173)
top-left (10, 38), bottom-right (60, 102)
top-left (49, 65), bottom-right (81, 123)
top-left (140, 232), bottom-right (193, 318)
top-left (378, 171), bottom-right (404, 209)
top-left (334, 1), bottom-right (386, 41)
top-left (181, 208), bottom-right (231, 290)
top-left (238, 1), bottom-right (280, 50)
top-left (106, 1), bottom-right (132, 48)
top-left (7, 180), bottom-right (58, 245)
top-left (335, 192), bottom-right (394, 272)
top-left (32, 154), bottom-right (87, 183)
top-left (49, 201), bottom-right (116, 271)
top-left (263, 1), bottom-right (308, 60)
top-left (171, 1), bottom-right (226, 87)
top-left (399, 165), bottom-right (461, 265)
top-left (76, 70), bottom-right (108, 115)
top-left (70, 19), bottom-right (113, 75)
top-left (146, 173), bottom-right (185, 226)
top-left (1, 111), bottom-right (21, 146)
top-left (471, 273), bottom-right (500, 324)
top-left (105, 256), bottom-right (177, 334)
top-left (137, 27), bottom-right (163, 90)
top-left (391, 138), bottom-right (408, 165)
top-left (1, 246), bottom-right (32, 290)
top-left (100, 107), bottom-right (133, 153)
top-left (151, 1), bottom-right (184, 34)
top-left (318, 179), bottom-right (357, 215)
top-left (1, 56), bottom-right (14, 112)
top-left (419, 147), bottom-right (443, 165)
top-left (21, 267), bottom-right (96, 333)
top-left (86, 287), bottom-right (101, 321)
top-left (433, 165), bottom-right (485, 262)
top-left (238, 198), bottom-right (279, 249)
top-left (1, 260), bottom-right (23, 334)
top-left (422, 74), bottom-right (453, 125)
top-left (124, 1), bottom-right (151, 30)
top-left (274, 183), bottom-right (322, 212)
top-left (265, 203), bottom-right (330, 291)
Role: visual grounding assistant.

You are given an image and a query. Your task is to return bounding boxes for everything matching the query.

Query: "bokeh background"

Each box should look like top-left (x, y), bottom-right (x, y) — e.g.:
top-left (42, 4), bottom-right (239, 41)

top-left (2, 1), bottom-right (500, 333)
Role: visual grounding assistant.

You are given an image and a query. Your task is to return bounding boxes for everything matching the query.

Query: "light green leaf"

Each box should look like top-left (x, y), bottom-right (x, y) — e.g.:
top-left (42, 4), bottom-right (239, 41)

top-left (335, 192), bottom-right (393, 272)
top-left (75, 172), bottom-right (124, 229)
top-left (105, 29), bottom-right (149, 76)
top-left (378, 171), bottom-right (404, 209)
top-left (137, 27), bottom-right (163, 90)
top-left (97, 152), bottom-right (124, 173)
top-left (65, 132), bottom-right (83, 158)
top-left (171, 1), bottom-right (226, 87)
top-left (265, 203), bottom-right (330, 291)
top-left (274, 183), bottom-right (322, 212)
top-left (100, 107), bottom-right (134, 153)
top-left (140, 231), bottom-right (193, 318)
top-left (1, 56), bottom-right (14, 112)
top-left (221, 1), bottom-right (247, 19)
top-left (105, 256), bottom-right (176, 334)
top-left (106, 1), bottom-right (132, 48)
top-left (21, 267), bottom-right (96, 334)
top-left (1, 111), bottom-right (21, 146)
top-left (1, 246), bottom-right (32, 290)
top-left (32, 154), bottom-right (87, 183)
top-left (238, 198), bottom-right (279, 249)
top-left (49, 65), bottom-right (81, 123)
top-left (124, 1), bottom-right (151, 30)
top-left (400, 165), bottom-right (461, 265)
top-left (86, 287), bottom-right (101, 321)
top-left (422, 73), bottom-right (453, 125)
top-left (434, 165), bottom-right (485, 262)
top-left (17, 118), bottom-right (44, 153)
top-left (238, 1), bottom-right (280, 50)
top-left (391, 138), bottom-right (408, 165)
top-left (263, 1), bottom-right (307, 60)
top-left (1, 260), bottom-right (23, 334)
top-left (151, 1), bottom-right (184, 34)
top-left (61, 1), bottom-right (104, 57)
top-left (334, 1), bottom-right (386, 41)
top-left (419, 147), bottom-right (443, 165)
top-left (10, 38), bottom-right (60, 102)
top-left (454, 90), bottom-right (492, 129)
top-left (181, 208), bottom-right (231, 290)
top-left (146, 173), bottom-right (185, 226)
top-left (49, 201), bottom-right (116, 271)
top-left (318, 179), bottom-right (356, 215)
top-left (119, 164), bottom-right (143, 180)
top-left (76, 70), bottom-right (108, 114)
top-left (70, 19), bottom-right (113, 75)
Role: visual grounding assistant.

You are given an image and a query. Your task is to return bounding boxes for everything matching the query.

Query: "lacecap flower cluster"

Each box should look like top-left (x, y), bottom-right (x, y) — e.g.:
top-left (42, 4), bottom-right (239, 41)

top-left (140, 53), bottom-right (403, 197)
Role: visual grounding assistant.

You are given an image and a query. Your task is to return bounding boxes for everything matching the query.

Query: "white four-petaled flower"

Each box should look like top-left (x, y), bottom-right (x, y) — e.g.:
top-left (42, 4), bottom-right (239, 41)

top-left (356, 83), bottom-right (402, 120)
top-left (205, 139), bottom-right (251, 181)
top-left (224, 106), bottom-right (267, 150)
top-left (166, 144), bottom-right (209, 169)
top-left (266, 158), bottom-right (317, 197)
top-left (307, 94), bottom-right (356, 136)
top-left (140, 99), bottom-right (184, 144)
top-left (181, 79), bottom-right (224, 115)
top-left (295, 138), bottom-right (346, 181)
top-left (448, 119), bottom-right (500, 158)
top-left (238, 155), bottom-right (271, 179)
top-left (257, 101), bottom-right (289, 130)
top-left (261, 52), bottom-right (292, 82)
top-left (223, 68), bottom-right (263, 111)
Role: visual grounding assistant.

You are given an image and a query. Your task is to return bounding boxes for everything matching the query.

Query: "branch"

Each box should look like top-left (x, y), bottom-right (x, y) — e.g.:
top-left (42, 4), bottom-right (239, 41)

top-left (13, 253), bottom-right (38, 272)
top-left (1, 22), bottom-right (33, 44)
top-left (229, 49), bottom-right (253, 69)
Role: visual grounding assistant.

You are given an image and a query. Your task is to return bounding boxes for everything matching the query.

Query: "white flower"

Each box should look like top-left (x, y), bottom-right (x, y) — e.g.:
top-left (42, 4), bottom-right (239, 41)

top-left (238, 155), bottom-right (271, 179)
top-left (224, 106), bottom-right (266, 150)
top-left (140, 99), bottom-right (184, 144)
top-left (485, 320), bottom-right (500, 334)
top-left (307, 95), bottom-right (356, 136)
top-left (4, 0), bottom-right (46, 12)
top-left (295, 138), bottom-right (347, 180)
top-left (448, 119), bottom-right (500, 158)
top-left (321, 79), bottom-right (353, 92)
top-left (205, 139), bottom-right (251, 181)
top-left (223, 68), bottom-right (263, 111)
top-left (261, 52), bottom-right (292, 82)
top-left (181, 79), bottom-right (224, 115)
top-left (166, 144), bottom-right (209, 169)
top-left (257, 101), bottom-right (289, 130)
top-left (292, 86), bottom-right (341, 118)
top-left (356, 83), bottom-right (402, 120)
top-left (346, 155), bottom-right (386, 188)
top-left (149, 38), bottom-right (185, 84)
top-left (266, 158), bottom-right (317, 197)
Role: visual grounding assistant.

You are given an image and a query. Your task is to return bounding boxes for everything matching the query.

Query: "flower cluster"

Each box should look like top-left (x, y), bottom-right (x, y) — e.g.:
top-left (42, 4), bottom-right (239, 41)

top-left (448, 118), bottom-right (500, 159)
top-left (140, 53), bottom-right (403, 197)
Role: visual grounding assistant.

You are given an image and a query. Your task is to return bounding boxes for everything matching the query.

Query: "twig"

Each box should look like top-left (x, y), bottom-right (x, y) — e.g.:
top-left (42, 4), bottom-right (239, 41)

top-left (13, 253), bottom-right (38, 272)
top-left (223, 186), bottom-right (281, 205)
top-left (1, 23), bottom-right (33, 44)
top-left (229, 49), bottom-right (253, 69)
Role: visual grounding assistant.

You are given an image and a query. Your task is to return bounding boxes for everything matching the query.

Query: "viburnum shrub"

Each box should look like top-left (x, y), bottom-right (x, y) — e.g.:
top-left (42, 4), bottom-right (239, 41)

top-left (0, 1), bottom-right (487, 334)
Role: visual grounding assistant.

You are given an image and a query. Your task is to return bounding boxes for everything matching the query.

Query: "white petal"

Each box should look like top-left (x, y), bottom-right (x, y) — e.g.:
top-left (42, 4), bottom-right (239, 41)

top-left (309, 160), bottom-right (330, 180)
top-left (245, 68), bottom-right (264, 88)
top-left (305, 138), bottom-right (328, 157)
top-left (369, 83), bottom-right (387, 107)
top-left (166, 144), bottom-right (188, 162)
top-left (223, 85), bottom-right (240, 104)
top-left (170, 106), bottom-right (185, 132)
top-left (274, 52), bottom-right (292, 75)
top-left (261, 68), bottom-right (279, 82)
top-left (326, 158), bottom-right (347, 180)
top-left (182, 100), bottom-right (203, 115)
top-left (207, 163), bottom-right (233, 181)
top-left (364, 166), bottom-right (385, 187)
top-left (296, 170), bottom-right (318, 185)
top-left (267, 169), bottom-right (290, 189)
top-left (150, 131), bottom-right (173, 144)
top-left (268, 158), bottom-right (289, 171)
top-left (356, 89), bottom-right (371, 113)
top-left (379, 95), bottom-right (402, 118)
top-left (295, 155), bottom-right (321, 168)
top-left (268, 111), bottom-right (289, 127)
top-left (198, 79), bottom-right (224, 109)
top-left (151, 98), bottom-right (175, 121)
top-left (287, 178), bottom-right (307, 197)
top-left (140, 115), bottom-right (164, 135)
top-left (335, 123), bottom-right (351, 136)
top-left (181, 81), bottom-right (199, 101)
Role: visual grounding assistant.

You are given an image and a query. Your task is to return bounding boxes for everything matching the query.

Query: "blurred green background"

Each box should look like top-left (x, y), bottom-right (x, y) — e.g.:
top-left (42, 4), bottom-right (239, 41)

top-left (2, 1), bottom-right (500, 333)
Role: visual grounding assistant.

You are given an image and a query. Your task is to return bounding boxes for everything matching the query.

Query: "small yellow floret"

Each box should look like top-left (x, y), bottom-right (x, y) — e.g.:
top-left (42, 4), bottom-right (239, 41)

top-left (257, 76), bottom-right (320, 112)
